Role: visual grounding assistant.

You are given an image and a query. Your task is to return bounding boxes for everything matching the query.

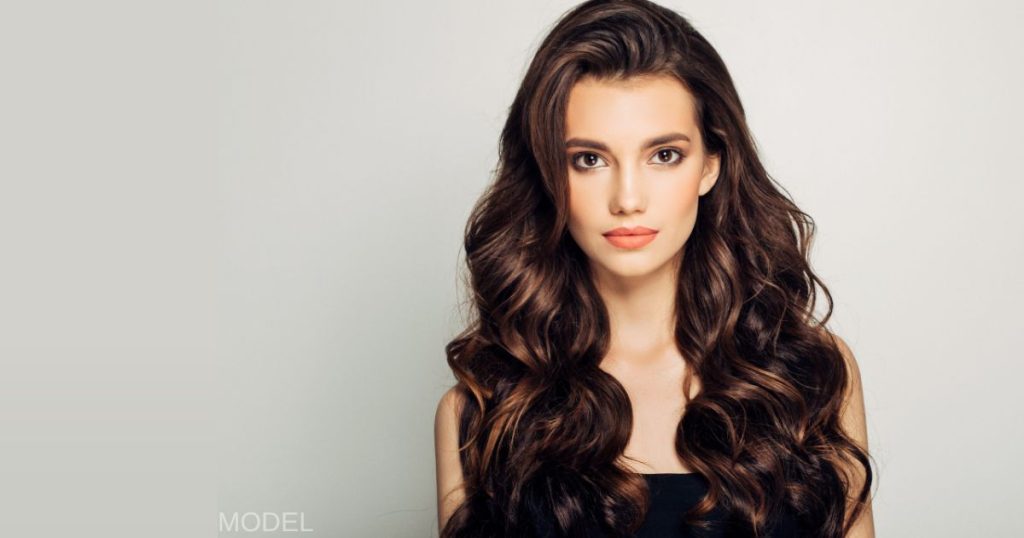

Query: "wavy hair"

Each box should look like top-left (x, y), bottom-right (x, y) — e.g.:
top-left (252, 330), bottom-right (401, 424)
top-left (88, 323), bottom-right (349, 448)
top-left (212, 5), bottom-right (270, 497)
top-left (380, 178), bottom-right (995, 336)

top-left (441, 0), bottom-right (874, 536)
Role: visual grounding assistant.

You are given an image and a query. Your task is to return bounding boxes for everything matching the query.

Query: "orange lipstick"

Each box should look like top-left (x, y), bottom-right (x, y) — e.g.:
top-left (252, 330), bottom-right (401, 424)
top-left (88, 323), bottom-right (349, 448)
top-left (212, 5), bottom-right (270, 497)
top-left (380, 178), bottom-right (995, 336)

top-left (603, 226), bottom-right (658, 249)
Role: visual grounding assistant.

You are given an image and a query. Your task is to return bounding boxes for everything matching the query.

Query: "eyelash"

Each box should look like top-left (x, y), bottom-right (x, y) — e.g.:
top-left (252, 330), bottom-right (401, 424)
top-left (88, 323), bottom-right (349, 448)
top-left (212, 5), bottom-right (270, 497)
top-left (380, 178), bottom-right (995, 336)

top-left (570, 148), bottom-right (684, 172)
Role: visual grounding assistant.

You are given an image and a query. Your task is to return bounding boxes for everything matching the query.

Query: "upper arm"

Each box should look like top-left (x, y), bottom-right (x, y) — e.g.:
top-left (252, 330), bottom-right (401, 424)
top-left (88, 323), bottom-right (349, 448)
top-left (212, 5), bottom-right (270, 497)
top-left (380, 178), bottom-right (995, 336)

top-left (434, 386), bottom-right (467, 535)
top-left (833, 334), bottom-right (876, 538)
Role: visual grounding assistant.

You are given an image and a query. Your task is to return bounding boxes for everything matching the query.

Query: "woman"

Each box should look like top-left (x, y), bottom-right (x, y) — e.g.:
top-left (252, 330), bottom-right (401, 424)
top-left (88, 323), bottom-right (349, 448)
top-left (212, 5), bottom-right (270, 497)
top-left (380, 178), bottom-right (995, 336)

top-left (435, 0), bottom-right (875, 536)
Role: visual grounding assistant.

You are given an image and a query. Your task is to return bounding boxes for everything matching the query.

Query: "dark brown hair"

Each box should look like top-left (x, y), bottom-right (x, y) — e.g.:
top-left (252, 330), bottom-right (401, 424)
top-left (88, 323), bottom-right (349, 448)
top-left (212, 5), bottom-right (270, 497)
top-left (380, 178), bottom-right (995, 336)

top-left (442, 1), bottom-right (874, 536)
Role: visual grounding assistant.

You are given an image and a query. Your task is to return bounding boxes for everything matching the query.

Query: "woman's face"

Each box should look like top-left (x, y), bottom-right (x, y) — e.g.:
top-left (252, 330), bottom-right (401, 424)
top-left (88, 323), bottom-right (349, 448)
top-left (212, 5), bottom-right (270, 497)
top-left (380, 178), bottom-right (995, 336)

top-left (564, 74), bottom-right (720, 282)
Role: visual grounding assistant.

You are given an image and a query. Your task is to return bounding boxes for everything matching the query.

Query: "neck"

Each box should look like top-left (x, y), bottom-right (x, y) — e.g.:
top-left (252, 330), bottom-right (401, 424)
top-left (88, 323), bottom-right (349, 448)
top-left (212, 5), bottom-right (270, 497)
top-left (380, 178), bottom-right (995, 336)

top-left (592, 255), bottom-right (680, 370)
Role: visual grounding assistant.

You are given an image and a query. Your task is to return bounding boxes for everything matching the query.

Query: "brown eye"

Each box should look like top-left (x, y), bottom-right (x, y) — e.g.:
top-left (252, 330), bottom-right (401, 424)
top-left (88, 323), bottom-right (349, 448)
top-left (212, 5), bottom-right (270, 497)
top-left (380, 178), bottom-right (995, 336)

top-left (652, 148), bottom-right (683, 165)
top-left (572, 152), bottom-right (606, 170)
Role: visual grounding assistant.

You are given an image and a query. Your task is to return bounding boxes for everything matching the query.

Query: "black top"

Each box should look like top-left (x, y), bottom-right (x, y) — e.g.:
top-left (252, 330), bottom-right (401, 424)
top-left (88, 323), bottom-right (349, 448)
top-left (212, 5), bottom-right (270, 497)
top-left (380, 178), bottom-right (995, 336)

top-left (529, 472), bottom-right (805, 537)
top-left (635, 473), bottom-right (803, 537)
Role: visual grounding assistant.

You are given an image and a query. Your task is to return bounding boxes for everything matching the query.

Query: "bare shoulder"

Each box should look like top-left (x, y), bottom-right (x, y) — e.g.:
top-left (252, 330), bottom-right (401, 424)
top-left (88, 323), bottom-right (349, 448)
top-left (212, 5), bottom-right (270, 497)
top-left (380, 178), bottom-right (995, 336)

top-left (816, 330), bottom-right (866, 438)
top-left (820, 329), bottom-right (876, 537)
top-left (437, 385), bottom-right (467, 415)
top-left (821, 331), bottom-right (864, 406)
top-left (434, 386), bottom-right (468, 534)
top-left (434, 387), bottom-right (468, 443)
top-left (834, 334), bottom-right (860, 378)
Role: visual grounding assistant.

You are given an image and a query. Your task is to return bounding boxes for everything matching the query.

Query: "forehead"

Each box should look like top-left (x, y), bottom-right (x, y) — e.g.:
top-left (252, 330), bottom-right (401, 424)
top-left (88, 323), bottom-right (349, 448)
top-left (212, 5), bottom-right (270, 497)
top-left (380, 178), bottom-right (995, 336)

top-left (564, 75), bottom-right (698, 140)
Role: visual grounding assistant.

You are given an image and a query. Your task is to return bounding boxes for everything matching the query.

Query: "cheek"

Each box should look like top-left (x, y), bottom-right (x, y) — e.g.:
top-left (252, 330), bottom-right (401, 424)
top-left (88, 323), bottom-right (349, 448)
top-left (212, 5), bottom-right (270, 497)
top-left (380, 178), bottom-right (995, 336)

top-left (567, 185), bottom-right (608, 255)
top-left (657, 170), bottom-right (700, 206)
top-left (668, 190), bottom-right (699, 220)
top-left (567, 183), bottom-right (596, 229)
top-left (656, 175), bottom-right (702, 238)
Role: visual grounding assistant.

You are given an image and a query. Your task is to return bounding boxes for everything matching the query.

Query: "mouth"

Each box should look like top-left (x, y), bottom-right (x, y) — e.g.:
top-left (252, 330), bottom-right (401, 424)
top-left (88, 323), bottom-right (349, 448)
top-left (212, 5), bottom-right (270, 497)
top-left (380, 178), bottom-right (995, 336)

top-left (603, 225), bottom-right (658, 237)
top-left (602, 227), bottom-right (658, 249)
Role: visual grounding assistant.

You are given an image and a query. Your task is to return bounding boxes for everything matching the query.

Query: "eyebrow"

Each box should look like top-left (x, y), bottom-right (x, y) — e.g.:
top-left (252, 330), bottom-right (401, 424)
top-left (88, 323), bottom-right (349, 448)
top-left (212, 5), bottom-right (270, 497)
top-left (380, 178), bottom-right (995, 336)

top-left (564, 132), bottom-right (691, 151)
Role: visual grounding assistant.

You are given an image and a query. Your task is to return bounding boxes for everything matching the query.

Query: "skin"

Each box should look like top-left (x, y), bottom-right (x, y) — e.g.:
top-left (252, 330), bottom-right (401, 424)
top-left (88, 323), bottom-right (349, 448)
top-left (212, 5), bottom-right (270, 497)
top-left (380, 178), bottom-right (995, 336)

top-left (436, 73), bottom-right (874, 536)
top-left (565, 74), bottom-right (718, 475)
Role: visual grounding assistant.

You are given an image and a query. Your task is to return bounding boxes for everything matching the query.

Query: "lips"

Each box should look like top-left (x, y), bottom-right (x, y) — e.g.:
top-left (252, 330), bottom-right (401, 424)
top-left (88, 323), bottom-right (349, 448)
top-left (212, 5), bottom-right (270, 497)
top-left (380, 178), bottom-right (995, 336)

top-left (602, 226), bottom-right (658, 249)
top-left (603, 226), bottom-right (658, 237)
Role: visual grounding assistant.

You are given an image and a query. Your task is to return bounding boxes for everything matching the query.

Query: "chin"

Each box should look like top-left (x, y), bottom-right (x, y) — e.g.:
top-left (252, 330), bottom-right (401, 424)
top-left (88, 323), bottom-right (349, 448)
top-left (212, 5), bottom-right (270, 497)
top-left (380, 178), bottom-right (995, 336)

top-left (594, 256), bottom-right (664, 279)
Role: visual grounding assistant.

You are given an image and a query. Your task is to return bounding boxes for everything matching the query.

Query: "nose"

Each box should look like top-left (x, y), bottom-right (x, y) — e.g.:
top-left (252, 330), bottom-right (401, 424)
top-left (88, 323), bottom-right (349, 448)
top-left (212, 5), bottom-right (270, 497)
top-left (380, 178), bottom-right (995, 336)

top-left (610, 162), bottom-right (646, 215)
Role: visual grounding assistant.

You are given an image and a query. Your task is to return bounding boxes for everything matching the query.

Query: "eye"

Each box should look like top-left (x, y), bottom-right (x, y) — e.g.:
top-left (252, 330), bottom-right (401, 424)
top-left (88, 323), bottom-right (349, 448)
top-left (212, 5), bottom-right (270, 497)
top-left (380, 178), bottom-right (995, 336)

top-left (570, 152), bottom-right (607, 171)
top-left (651, 148), bottom-right (683, 165)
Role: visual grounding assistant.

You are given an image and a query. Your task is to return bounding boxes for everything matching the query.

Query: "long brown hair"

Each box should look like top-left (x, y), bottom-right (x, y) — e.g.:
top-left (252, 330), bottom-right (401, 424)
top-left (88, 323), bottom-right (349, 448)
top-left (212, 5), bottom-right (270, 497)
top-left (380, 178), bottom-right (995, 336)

top-left (442, 1), bottom-right (873, 536)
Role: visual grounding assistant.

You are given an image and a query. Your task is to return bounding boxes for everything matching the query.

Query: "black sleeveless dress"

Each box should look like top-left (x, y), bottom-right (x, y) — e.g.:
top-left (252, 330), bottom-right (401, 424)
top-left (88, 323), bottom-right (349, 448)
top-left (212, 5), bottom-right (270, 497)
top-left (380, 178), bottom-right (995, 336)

top-left (529, 472), bottom-right (805, 537)
top-left (635, 472), bottom-right (803, 537)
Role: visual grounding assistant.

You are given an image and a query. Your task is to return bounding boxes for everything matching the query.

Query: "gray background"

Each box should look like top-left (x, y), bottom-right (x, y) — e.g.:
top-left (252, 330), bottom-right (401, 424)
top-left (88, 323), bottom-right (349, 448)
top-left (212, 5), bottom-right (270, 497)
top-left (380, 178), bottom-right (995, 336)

top-left (2, 1), bottom-right (1022, 537)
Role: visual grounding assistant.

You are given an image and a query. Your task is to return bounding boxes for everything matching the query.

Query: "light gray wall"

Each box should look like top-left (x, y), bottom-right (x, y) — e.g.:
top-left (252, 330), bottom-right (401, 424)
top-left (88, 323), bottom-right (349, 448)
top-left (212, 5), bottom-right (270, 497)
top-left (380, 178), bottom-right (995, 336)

top-left (3, 1), bottom-right (1021, 537)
